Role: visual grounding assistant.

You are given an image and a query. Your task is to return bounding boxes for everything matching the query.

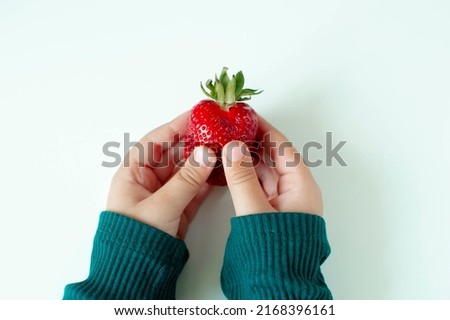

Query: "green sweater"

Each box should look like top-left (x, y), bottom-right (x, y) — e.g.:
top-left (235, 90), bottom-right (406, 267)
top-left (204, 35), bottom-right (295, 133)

top-left (64, 211), bottom-right (332, 300)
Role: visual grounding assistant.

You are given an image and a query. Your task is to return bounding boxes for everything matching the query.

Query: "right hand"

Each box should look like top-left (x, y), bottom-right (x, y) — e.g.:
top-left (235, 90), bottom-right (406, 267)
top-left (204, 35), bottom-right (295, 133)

top-left (222, 115), bottom-right (323, 217)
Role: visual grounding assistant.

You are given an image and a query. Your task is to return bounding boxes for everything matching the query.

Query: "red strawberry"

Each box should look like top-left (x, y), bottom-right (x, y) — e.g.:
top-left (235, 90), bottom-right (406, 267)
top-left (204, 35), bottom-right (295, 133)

top-left (183, 67), bottom-right (262, 186)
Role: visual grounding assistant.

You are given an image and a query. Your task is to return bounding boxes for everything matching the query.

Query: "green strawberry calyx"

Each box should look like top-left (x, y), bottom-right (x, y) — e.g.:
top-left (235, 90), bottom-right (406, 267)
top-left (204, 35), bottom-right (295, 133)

top-left (200, 67), bottom-right (262, 109)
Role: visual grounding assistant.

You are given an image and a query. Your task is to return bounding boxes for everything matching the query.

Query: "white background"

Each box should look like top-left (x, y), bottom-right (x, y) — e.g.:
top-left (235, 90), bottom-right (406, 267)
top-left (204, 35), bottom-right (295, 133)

top-left (0, 0), bottom-right (449, 299)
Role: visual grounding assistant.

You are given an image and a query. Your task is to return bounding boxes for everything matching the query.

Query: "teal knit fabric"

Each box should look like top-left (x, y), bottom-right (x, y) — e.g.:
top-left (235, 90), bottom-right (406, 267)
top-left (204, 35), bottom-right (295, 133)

top-left (64, 212), bottom-right (188, 299)
top-left (221, 213), bottom-right (332, 299)
top-left (64, 211), bottom-right (331, 300)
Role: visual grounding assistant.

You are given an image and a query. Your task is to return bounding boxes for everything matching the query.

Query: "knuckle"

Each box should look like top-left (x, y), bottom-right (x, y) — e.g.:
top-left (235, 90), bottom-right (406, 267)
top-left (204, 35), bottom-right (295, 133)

top-left (228, 167), bottom-right (256, 186)
top-left (177, 166), bottom-right (203, 189)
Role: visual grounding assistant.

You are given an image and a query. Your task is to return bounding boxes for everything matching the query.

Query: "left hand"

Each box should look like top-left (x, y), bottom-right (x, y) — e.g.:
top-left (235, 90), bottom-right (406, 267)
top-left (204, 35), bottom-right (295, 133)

top-left (106, 112), bottom-right (216, 239)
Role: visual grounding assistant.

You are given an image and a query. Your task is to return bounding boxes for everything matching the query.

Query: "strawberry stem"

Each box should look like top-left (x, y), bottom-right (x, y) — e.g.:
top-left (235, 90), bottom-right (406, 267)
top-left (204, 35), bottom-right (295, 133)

top-left (200, 67), bottom-right (262, 109)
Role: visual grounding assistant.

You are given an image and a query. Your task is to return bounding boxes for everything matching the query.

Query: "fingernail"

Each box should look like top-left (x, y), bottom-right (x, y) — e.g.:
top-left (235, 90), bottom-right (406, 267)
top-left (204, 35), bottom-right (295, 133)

top-left (227, 143), bottom-right (246, 162)
top-left (194, 147), bottom-right (205, 167)
top-left (194, 146), bottom-right (215, 167)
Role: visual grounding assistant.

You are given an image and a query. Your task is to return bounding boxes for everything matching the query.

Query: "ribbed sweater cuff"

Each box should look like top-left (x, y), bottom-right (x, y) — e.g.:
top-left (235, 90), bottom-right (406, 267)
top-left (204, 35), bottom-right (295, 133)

top-left (64, 211), bottom-right (188, 300)
top-left (221, 212), bottom-right (332, 300)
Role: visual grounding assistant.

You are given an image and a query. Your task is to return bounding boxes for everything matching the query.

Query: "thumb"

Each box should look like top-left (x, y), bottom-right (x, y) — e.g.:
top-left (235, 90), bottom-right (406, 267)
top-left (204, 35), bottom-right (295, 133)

top-left (222, 141), bottom-right (275, 216)
top-left (146, 146), bottom-right (216, 218)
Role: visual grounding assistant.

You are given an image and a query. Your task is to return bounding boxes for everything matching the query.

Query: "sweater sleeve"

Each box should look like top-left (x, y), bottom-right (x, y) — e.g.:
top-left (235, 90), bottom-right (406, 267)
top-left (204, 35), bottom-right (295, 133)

top-left (220, 212), bottom-right (332, 300)
top-left (63, 211), bottom-right (189, 300)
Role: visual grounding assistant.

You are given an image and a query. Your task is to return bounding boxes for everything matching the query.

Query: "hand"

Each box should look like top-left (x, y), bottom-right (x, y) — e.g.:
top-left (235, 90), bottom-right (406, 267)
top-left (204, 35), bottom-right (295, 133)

top-left (106, 112), bottom-right (216, 239)
top-left (222, 115), bottom-right (323, 216)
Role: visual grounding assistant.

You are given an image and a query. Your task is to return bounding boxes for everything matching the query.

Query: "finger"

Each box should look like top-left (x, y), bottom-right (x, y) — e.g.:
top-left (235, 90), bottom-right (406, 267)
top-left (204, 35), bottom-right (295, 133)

top-left (256, 114), bottom-right (322, 215)
top-left (152, 140), bottom-right (185, 183)
top-left (254, 160), bottom-right (279, 201)
top-left (257, 114), bottom-right (311, 177)
top-left (256, 113), bottom-right (290, 145)
top-left (222, 141), bottom-right (275, 216)
top-left (177, 183), bottom-right (212, 239)
top-left (125, 111), bottom-right (190, 169)
top-left (183, 183), bottom-right (212, 223)
top-left (177, 214), bottom-right (189, 239)
top-left (140, 146), bottom-right (216, 220)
